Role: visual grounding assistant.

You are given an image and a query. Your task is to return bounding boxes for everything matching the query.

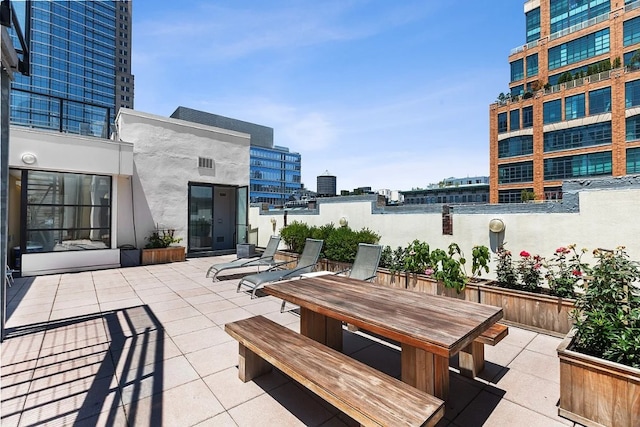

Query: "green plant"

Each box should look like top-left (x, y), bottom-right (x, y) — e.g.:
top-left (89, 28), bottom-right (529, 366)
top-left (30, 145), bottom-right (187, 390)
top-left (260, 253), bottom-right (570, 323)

top-left (521, 189), bottom-right (536, 202)
top-left (517, 250), bottom-right (543, 292)
top-left (495, 246), bottom-right (518, 288)
top-left (145, 229), bottom-right (182, 249)
top-left (429, 243), bottom-right (468, 293)
top-left (402, 240), bottom-right (431, 274)
top-left (280, 221), bottom-right (312, 253)
top-left (380, 245), bottom-right (406, 274)
top-left (323, 226), bottom-right (380, 263)
top-left (544, 244), bottom-right (589, 298)
top-left (572, 247), bottom-right (640, 368)
top-left (471, 245), bottom-right (491, 279)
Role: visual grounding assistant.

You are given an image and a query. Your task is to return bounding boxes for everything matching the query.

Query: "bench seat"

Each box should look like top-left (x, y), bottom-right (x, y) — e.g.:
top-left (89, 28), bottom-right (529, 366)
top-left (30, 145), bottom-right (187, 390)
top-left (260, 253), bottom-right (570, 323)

top-left (459, 323), bottom-right (509, 378)
top-left (225, 315), bottom-right (444, 427)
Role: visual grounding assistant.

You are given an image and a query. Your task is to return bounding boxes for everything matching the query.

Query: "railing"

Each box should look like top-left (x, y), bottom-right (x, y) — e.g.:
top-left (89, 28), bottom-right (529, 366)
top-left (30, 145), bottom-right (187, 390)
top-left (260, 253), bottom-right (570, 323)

top-left (626, 0), bottom-right (640, 12)
top-left (509, 39), bottom-right (539, 56)
top-left (549, 12), bottom-right (610, 42)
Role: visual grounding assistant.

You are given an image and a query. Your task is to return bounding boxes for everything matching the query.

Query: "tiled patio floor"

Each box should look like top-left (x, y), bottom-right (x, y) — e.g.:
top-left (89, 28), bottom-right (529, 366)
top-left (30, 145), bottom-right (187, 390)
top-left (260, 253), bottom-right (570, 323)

top-left (1, 256), bottom-right (583, 426)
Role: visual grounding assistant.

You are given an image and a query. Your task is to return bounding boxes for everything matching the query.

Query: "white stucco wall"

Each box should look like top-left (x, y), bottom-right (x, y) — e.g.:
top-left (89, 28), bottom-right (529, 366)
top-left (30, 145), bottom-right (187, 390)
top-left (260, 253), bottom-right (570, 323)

top-left (115, 109), bottom-right (250, 247)
top-left (250, 188), bottom-right (640, 279)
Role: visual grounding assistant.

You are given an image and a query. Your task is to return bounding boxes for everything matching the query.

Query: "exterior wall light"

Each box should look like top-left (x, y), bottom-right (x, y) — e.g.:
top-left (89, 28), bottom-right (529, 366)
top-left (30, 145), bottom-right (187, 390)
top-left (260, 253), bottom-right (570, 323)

top-left (21, 152), bottom-right (37, 165)
top-left (489, 218), bottom-right (505, 233)
top-left (270, 217), bottom-right (277, 232)
top-left (339, 216), bottom-right (348, 227)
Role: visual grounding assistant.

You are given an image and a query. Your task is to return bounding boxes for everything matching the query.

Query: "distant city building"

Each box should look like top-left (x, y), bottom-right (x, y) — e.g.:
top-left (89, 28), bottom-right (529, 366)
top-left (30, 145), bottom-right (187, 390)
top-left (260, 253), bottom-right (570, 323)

top-left (340, 186), bottom-right (374, 196)
top-left (170, 107), bottom-right (302, 207)
top-left (490, 0), bottom-right (640, 203)
top-left (378, 189), bottom-right (404, 205)
top-left (402, 176), bottom-right (489, 205)
top-left (284, 187), bottom-right (317, 208)
top-left (10, 0), bottom-right (133, 136)
top-left (317, 170), bottom-right (337, 197)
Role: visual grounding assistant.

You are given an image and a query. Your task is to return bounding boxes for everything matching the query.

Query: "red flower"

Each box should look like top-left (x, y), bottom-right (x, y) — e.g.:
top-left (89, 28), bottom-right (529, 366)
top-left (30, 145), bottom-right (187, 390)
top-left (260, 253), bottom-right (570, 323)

top-left (572, 269), bottom-right (582, 276)
top-left (520, 250), bottom-right (530, 258)
top-left (556, 247), bottom-right (565, 253)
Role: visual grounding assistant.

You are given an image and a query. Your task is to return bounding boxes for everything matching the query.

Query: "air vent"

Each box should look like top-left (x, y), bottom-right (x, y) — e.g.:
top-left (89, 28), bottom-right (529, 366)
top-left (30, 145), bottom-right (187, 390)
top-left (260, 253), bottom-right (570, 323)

top-left (198, 157), bottom-right (213, 169)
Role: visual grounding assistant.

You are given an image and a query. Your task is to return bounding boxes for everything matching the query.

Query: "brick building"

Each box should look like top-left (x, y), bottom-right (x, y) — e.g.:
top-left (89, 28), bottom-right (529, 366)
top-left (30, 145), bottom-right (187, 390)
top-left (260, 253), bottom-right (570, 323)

top-left (490, 0), bottom-right (640, 203)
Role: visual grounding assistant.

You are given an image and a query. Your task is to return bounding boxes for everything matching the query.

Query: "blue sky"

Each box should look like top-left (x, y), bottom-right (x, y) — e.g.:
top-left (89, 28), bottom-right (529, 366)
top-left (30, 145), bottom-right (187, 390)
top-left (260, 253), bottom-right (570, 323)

top-left (132, 0), bottom-right (524, 192)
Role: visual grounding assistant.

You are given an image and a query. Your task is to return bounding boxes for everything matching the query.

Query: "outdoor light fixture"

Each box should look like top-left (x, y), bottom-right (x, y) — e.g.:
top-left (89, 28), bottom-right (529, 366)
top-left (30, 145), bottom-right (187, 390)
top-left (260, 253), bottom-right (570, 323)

top-left (21, 152), bottom-right (36, 165)
top-left (270, 217), bottom-right (277, 232)
top-left (339, 216), bottom-right (348, 227)
top-left (489, 218), bottom-right (505, 233)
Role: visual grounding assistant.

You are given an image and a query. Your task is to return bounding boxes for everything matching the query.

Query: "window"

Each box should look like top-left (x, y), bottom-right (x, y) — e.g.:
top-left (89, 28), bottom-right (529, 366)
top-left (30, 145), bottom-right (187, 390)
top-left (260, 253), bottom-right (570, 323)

top-left (627, 147), bottom-right (640, 173)
top-left (498, 112), bottom-right (507, 133)
top-left (548, 29), bottom-right (610, 70)
top-left (510, 85), bottom-right (524, 97)
top-left (24, 171), bottom-right (112, 252)
top-left (498, 135), bottom-right (533, 158)
top-left (499, 189), bottom-right (533, 204)
top-left (565, 94), bottom-right (585, 120)
top-left (626, 115), bottom-right (640, 141)
top-left (544, 99), bottom-right (562, 124)
top-left (544, 122), bottom-right (611, 152)
top-left (526, 7), bottom-right (541, 43)
top-left (624, 16), bottom-right (640, 47)
top-left (549, 0), bottom-right (610, 34)
top-left (526, 54), bottom-right (538, 77)
top-left (511, 59), bottom-right (524, 82)
top-left (498, 161), bottom-right (534, 184)
top-left (544, 152), bottom-right (612, 180)
top-left (544, 186), bottom-right (563, 201)
top-left (589, 87), bottom-right (611, 114)
top-left (626, 80), bottom-right (640, 107)
top-left (510, 109), bottom-right (520, 131)
top-left (523, 106), bottom-right (534, 128)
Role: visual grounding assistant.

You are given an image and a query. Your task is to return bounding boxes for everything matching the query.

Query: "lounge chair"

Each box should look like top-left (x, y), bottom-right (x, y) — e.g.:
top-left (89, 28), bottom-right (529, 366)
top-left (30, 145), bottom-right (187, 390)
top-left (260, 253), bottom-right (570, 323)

top-left (281, 243), bottom-right (382, 312)
top-left (206, 236), bottom-right (281, 281)
top-left (237, 238), bottom-right (324, 298)
top-left (5, 264), bottom-right (15, 287)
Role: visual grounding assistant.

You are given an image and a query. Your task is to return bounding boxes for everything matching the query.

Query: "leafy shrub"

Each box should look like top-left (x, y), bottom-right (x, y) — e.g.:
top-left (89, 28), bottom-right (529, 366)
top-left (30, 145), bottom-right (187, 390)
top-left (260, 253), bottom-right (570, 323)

top-left (279, 221), bottom-right (312, 253)
top-left (145, 229), bottom-right (182, 249)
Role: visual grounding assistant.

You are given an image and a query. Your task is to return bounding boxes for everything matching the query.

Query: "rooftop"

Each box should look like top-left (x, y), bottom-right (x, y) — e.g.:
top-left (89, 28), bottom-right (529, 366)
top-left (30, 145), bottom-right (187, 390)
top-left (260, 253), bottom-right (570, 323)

top-left (1, 257), bottom-right (579, 426)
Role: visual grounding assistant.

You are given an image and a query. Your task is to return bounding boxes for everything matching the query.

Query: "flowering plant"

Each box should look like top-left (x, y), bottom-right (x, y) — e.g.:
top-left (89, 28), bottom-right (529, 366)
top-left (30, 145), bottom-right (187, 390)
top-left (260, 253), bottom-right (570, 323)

top-left (495, 246), bottom-right (518, 288)
top-left (544, 244), bottom-right (589, 298)
top-left (402, 240), bottom-right (432, 274)
top-left (517, 250), bottom-right (543, 292)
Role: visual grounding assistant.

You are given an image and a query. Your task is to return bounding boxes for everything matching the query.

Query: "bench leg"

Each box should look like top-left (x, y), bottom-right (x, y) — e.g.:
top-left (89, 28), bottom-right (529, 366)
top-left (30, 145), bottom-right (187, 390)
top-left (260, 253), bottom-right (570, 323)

top-left (238, 343), bottom-right (272, 382)
top-left (300, 307), bottom-right (343, 351)
top-left (401, 344), bottom-right (450, 401)
top-left (458, 341), bottom-right (484, 378)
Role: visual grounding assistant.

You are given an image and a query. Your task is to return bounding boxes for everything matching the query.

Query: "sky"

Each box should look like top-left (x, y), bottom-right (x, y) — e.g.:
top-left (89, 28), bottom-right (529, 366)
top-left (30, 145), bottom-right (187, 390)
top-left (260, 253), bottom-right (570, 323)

top-left (132, 0), bottom-right (525, 193)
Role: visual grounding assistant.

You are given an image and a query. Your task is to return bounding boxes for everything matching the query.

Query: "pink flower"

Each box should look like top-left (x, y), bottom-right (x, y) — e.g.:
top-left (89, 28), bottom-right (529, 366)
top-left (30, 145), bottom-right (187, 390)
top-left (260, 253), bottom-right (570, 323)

top-left (424, 268), bottom-right (434, 276)
top-left (520, 250), bottom-right (530, 258)
top-left (534, 263), bottom-right (541, 270)
top-left (555, 247), bottom-right (566, 253)
top-left (572, 269), bottom-right (582, 276)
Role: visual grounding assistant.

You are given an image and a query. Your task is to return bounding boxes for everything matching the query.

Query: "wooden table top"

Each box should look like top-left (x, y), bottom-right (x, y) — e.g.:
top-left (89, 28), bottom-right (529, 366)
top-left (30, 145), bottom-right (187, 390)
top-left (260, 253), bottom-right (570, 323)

top-left (265, 275), bottom-right (503, 358)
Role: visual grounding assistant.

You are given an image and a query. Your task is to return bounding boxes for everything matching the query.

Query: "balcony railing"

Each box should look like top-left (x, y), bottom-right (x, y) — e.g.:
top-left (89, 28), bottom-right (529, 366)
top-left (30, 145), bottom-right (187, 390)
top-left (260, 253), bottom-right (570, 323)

top-left (626, 0), bottom-right (640, 12)
top-left (510, 39), bottom-right (539, 56)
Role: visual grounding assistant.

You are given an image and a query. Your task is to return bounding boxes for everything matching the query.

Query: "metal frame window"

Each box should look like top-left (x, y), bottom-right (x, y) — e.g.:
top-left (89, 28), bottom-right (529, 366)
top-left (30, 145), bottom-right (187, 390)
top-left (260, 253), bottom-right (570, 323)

top-left (498, 161), bottom-right (534, 184)
top-left (588, 87), bottom-right (611, 114)
top-left (511, 59), bottom-right (524, 82)
top-left (626, 115), bottom-right (640, 141)
top-left (510, 109), bottom-right (520, 131)
top-left (526, 53), bottom-right (539, 77)
top-left (624, 16), bottom-right (640, 46)
top-left (627, 147), bottom-right (640, 173)
top-left (544, 99), bottom-right (562, 124)
top-left (498, 135), bottom-right (533, 158)
top-left (498, 188), bottom-right (533, 204)
top-left (548, 29), bottom-right (610, 70)
top-left (544, 122), bottom-right (611, 152)
top-left (523, 106), bottom-right (534, 128)
top-left (626, 80), bottom-right (640, 107)
top-left (498, 112), bottom-right (508, 133)
top-left (565, 93), bottom-right (586, 120)
top-left (544, 152), bottom-right (612, 180)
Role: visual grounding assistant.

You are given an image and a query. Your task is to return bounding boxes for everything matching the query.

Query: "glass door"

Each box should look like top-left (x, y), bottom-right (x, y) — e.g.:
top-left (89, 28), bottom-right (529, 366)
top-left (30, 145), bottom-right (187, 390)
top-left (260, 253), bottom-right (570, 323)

top-left (188, 185), bottom-right (213, 251)
top-left (236, 186), bottom-right (248, 244)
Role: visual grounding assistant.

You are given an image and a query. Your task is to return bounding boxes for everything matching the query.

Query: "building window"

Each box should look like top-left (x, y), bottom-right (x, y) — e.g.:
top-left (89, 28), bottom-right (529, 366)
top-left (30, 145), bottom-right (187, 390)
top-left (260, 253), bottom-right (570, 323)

top-left (510, 109), bottom-right (520, 131)
top-left (544, 99), bottom-right (562, 124)
top-left (589, 87), bottom-right (611, 114)
top-left (544, 186), bottom-right (563, 201)
top-left (544, 122), bottom-right (611, 152)
top-left (544, 152), bottom-right (612, 180)
top-left (565, 93), bottom-right (585, 120)
top-left (624, 16), bottom-right (640, 47)
top-left (498, 188), bottom-right (533, 204)
top-left (526, 7), bottom-right (541, 43)
top-left (498, 112), bottom-right (507, 133)
top-left (625, 80), bottom-right (640, 107)
top-left (550, 0), bottom-right (610, 34)
top-left (627, 147), bottom-right (640, 173)
top-left (526, 53), bottom-right (538, 77)
top-left (498, 135), bottom-right (533, 158)
top-left (498, 161), bottom-right (534, 184)
top-left (522, 106), bottom-right (534, 128)
top-left (24, 171), bottom-right (112, 252)
top-left (511, 59), bottom-right (524, 82)
top-left (510, 85), bottom-right (524, 97)
top-left (626, 115), bottom-right (640, 141)
top-left (548, 29), bottom-right (610, 70)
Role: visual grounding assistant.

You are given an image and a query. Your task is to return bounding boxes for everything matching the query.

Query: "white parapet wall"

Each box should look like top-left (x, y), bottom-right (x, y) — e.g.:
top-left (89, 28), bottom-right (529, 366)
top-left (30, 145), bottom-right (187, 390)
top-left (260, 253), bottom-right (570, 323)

top-left (249, 177), bottom-right (640, 279)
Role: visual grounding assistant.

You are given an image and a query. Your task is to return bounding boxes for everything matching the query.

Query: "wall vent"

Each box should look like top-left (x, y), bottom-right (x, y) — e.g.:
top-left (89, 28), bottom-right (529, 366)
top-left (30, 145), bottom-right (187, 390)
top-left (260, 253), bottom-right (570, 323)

top-left (198, 157), bottom-right (214, 169)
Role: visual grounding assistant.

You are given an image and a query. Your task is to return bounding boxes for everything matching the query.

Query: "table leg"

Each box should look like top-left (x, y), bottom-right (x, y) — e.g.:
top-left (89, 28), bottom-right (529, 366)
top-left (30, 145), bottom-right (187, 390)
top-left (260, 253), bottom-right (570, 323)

top-left (401, 343), bottom-right (450, 400)
top-left (299, 307), bottom-right (343, 351)
top-left (459, 341), bottom-right (484, 378)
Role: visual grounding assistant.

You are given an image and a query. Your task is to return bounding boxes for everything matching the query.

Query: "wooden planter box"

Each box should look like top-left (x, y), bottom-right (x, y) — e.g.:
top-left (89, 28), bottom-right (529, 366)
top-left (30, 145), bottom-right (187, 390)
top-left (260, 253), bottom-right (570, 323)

top-left (557, 329), bottom-right (640, 427)
top-left (141, 246), bottom-right (186, 265)
top-left (476, 283), bottom-right (575, 335)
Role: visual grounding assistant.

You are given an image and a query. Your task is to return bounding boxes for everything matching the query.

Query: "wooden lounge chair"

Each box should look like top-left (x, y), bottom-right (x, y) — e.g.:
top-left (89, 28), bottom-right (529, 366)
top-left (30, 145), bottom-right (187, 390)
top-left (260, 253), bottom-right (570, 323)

top-left (206, 236), bottom-right (282, 281)
top-left (236, 238), bottom-right (323, 298)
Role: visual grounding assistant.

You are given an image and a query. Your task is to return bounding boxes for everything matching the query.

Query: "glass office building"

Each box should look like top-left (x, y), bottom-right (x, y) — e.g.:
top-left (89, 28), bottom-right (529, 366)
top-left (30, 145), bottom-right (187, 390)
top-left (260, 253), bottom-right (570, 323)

top-left (9, 0), bottom-right (133, 137)
top-left (490, 0), bottom-right (640, 203)
top-left (250, 146), bottom-right (302, 206)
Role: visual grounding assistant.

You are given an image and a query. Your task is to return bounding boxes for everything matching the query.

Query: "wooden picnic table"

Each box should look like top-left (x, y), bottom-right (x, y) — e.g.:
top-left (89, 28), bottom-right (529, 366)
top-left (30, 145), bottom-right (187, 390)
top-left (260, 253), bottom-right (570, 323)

top-left (264, 274), bottom-right (503, 400)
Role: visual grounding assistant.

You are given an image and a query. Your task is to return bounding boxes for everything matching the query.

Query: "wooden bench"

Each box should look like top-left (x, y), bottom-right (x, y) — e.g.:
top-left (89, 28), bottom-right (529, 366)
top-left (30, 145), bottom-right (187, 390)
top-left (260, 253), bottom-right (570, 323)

top-left (459, 323), bottom-right (509, 378)
top-left (225, 315), bottom-right (444, 427)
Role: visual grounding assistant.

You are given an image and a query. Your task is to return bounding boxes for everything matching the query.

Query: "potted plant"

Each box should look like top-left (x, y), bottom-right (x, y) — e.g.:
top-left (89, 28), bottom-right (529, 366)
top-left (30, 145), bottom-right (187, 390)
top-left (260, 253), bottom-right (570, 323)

top-left (557, 246), bottom-right (640, 427)
top-left (141, 228), bottom-right (185, 265)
